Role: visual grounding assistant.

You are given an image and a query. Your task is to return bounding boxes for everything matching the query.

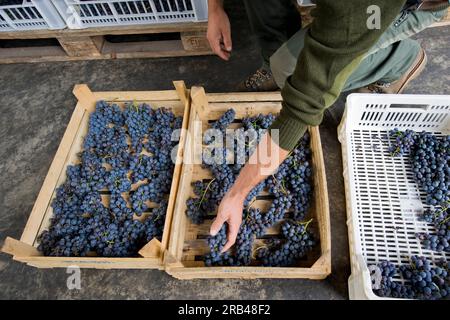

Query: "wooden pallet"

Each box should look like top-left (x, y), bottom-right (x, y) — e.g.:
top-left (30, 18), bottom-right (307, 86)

top-left (1, 81), bottom-right (190, 269)
top-left (0, 22), bottom-right (211, 64)
top-left (164, 87), bottom-right (331, 279)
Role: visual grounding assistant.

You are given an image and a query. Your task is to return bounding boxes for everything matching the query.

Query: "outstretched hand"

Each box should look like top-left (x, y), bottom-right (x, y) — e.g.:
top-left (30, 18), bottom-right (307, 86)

top-left (209, 189), bottom-right (244, 253)
top-left (209, 132), bottom-right (290, 253)
top-left (206, 2), bottom-right (232, 61)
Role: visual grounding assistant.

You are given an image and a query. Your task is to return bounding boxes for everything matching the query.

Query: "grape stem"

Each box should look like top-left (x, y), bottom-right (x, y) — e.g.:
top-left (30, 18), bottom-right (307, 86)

top-left (197, 178), bottom-right (216, 209)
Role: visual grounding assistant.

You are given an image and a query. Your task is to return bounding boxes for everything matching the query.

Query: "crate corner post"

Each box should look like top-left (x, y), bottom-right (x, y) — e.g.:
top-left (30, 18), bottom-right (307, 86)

top-left (190, 86), bottom-right (208, 117)
top-left (173, 80), bottom-right (189, 105)
top-left (1, 237), bottom-right (41, 257)
top-left (163, 250), bottom-right (184, 269)
top-left (138, 238), bottom-right (163, 258)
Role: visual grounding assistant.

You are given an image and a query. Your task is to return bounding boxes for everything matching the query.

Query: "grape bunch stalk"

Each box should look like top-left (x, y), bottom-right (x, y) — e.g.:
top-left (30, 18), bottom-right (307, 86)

top-left (38, 100), bottom-right (182, 257)
top-left (185, 109), bottom-right (316, 267)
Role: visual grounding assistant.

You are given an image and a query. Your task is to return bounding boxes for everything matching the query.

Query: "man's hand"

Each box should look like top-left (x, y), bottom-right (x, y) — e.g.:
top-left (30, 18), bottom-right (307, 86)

top-left (210, 189), bottom-right (244, 253)
top-left (207, 0), bottom-right (232, 61)
top-left (209, 133), bottom-right (290, 253)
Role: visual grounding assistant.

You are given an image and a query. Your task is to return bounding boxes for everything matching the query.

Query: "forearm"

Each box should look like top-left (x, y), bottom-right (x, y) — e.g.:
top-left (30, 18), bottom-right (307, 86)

top-left (211, 133), bottom-right (289, 248)
top-left (229, 132), bottom-right (289, 199)
top-left (208, 0), bottom-right (223, 12)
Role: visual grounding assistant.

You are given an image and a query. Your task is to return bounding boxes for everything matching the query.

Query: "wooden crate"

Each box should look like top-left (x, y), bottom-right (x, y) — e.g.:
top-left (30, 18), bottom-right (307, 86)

top-left (1, 81), bottom-right (190, 269)
top-left (164, 87), bottom-right (331, 279)
top-left (0, 22), bottom-right (211, 64)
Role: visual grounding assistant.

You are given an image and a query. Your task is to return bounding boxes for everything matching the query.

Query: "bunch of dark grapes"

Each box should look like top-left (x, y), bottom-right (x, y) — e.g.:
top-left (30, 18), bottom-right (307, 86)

top-left (389, 129), bottom-right (449, 253)
top-left (185, 109), bottom-right (315, 267)
top-left (204, 109), bottom-right (236, 145)
top-left (124, 102), bottom-right (154, 153)
top-left (371, 256), bottom-right (449, 300)
top-left (389, 129), bottom-right (449, 207)
top-left (417, 206), bottom-right (449, 252)
top-left (204, 225), bottom-right (234, 266)
top-left (388, 129), bottom-right (416, 156)
top-left (37, 100), bottom-right (181, 257)
top-left (256, 219), bottom-right (315, 267)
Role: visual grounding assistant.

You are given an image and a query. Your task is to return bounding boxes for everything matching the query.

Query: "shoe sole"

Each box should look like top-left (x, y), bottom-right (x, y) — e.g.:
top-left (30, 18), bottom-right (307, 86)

top-left (396, 49), bottom-right (427, 94)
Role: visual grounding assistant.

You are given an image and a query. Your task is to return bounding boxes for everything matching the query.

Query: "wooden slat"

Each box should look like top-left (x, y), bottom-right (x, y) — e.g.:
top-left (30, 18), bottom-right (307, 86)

top-left (160, 81), bottom-right (191, 251)
top-left (309, 126), bottom-right (331, 271)
top-left (207, 92), bottom-right (282, 103)
top-left (187, 220), bottom-right (281, 237)
top-left (92, 90), bottom-right (180, 102)
top-left (166, 265), bottom-right (329, 280)
top-left (0, 22), bottom-right (209, 40)
top-left (203, 102), bottom-right (282, 121)
top-left (0, 46), bottom-right (212, 64)
top-left (16, 256), bottom-right (163, 270)
top-left (35, 109), bottom-right (90, 243)
top-left (20, 101), bottom-right (86, 245)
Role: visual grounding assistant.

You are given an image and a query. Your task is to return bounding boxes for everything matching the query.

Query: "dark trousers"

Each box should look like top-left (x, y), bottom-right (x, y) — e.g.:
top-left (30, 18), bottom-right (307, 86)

top-left (243, 0), bottom-right (302, 69)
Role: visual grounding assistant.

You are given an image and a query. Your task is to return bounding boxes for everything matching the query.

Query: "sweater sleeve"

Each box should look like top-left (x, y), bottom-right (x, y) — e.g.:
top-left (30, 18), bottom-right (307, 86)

top-left (270, 0), bottom-right (407, 150)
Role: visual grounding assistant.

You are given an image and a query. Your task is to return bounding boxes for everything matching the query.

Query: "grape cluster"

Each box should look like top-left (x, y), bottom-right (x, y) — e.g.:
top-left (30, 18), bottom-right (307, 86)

top-left (389, 129), bottom-right (450, 252)
top-left (371, 256), bottom-right (449, 300)
top-left (389, 129), bottom-right (449, 253)
top-left (38, 100), bottom-right (182, 257)
top-left (185, 109), bottom-right (315, 267)
top-left (388, 129), bottom-right (416, 156)
top-left (389, 129), bottom-right (449, 207)
top-left (417, 206), bottom-right (449, 252)
top-left (204, 108), bottom-right (236, 145)
top-left (257, 219), bottom-right (315, 267)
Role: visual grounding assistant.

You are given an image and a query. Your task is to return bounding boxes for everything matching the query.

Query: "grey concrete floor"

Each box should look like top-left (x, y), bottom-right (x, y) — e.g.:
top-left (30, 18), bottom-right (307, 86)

top-left (0, 3), bottom-right (449, 299)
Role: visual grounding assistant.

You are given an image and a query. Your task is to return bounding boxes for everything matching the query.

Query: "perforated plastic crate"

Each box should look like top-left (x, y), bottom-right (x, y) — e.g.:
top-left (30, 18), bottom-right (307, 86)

top-left (0, 0), bottom-right (65, 31)
top-left (338, 94), bottom-right (450, 300)
top-left (53, 0), bottom-right (208, 29)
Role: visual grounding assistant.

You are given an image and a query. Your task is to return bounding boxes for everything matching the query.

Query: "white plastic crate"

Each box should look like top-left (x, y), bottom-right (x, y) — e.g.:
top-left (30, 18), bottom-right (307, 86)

top-left (53, 0), bottom-right (208, 29)
top-left (0, 0), bottom-right (65, 31)
top-left (338, 94), bottom-right (450, 300)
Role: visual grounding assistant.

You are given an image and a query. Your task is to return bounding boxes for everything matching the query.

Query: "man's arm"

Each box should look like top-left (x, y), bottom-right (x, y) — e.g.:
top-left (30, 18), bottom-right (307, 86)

top-left (271, 0), bottom-right (407, 151)
top-left (210, 133), bottom-right (289, 252)
top-left (213, 0), bottom-right (408, 249)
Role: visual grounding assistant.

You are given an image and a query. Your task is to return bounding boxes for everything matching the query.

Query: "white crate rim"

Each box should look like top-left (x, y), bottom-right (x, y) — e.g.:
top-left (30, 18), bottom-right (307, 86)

top-left (338, 93), bottom-right (450, 300)
top-left (54, 0), bottom-right (208, 29)
top-left (0, 0), bottom-right (65, 31)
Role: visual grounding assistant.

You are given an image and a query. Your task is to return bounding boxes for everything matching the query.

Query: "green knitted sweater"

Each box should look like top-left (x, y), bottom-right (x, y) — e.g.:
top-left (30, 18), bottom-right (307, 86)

top-left (270, 0), bottom-right (407, 150)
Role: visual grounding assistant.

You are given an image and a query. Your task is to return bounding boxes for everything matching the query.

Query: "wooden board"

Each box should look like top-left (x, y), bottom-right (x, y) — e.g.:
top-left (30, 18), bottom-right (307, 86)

top-left (0, 22), bottom-right (209, 40)
top-left (0, 22), bottom-right (212, 64)
top-left (1, 82), bottom-right (190, 269)
top-left (165, 87), bottom-right (331, 279)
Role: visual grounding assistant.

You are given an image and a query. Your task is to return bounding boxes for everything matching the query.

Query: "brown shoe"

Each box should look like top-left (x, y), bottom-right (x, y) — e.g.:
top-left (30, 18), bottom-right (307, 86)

top-left (236, 68), bottom-right (279, 92)
top-left (358, 47), bottom-right (427, 94)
